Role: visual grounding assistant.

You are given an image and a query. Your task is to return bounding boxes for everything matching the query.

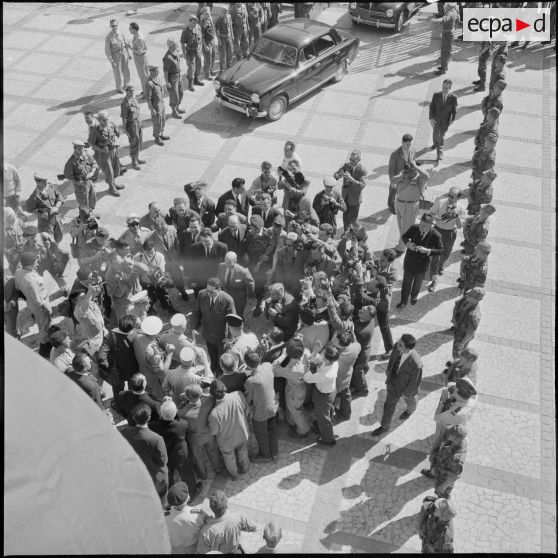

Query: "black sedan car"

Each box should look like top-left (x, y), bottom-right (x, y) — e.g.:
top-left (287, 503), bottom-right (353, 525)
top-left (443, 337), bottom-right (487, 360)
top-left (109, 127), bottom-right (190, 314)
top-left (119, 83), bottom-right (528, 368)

top-left (348, 2), bottom-right (427, 33)
top-left (214, 19), bottom-right (359, 121)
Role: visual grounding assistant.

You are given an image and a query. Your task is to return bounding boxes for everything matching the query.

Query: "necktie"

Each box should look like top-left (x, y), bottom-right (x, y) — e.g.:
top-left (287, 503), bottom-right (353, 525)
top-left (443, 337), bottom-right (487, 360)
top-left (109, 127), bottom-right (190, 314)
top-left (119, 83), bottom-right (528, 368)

top-left (226, 269), bottom-right (232, 287)
top-left (205, 247), bottom-right (209, 258)
top-left (392, 352), bottom-right (402, 374)
top-left (209, 296), bottom-right (214, 310)
top-left (443, 93), bottom-right (447, 104)
top-left (263, 211), bottom-right (268, 223)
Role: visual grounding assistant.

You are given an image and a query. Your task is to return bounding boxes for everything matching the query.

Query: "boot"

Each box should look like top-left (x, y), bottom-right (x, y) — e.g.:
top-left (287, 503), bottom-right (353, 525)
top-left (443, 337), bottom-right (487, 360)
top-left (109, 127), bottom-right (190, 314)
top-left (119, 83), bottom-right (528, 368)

top-left (176, 106), bottom-right (186, 114)
top-left (136, 157), bottom-right (146, 164)
top-left (155, 136), bottom-right (164, 146)
top-left (193, 76), bottom-right (204, 86)
top-left (108, 187), bottom-right (121, 197)
top-left (131, 158), bottom-right (140, 170)
top-left (187, 78), bottom-right (195, 92)
top-left (171, 108), bottom-right (182, 119)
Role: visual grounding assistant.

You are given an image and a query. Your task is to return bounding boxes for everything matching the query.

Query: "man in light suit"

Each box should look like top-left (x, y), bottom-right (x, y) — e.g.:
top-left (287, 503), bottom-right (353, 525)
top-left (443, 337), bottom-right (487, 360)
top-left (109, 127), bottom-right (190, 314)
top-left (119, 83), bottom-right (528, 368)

top-left (217, 251), bottom-right (255, 318)
top-left (388, 134), bottom-right (416, 215)
top-left (121, 402), bottom-right (168, 506)
top-left (217, 214), bottom-right (247, 259)
top-left (429, 79), bottom-right (457, 161)
top-left (184, 181), bottom-right (216, 228)
top-left (190, 276), bottom-right (236, 373)
top-left (372, 334), bottom-right (423, 436)
top-left (190, 228), bottom-right (228, 295)
top-left (215, 177), bottom-right (249, 216)
top-left (333, 150), bottom-right (367, 230)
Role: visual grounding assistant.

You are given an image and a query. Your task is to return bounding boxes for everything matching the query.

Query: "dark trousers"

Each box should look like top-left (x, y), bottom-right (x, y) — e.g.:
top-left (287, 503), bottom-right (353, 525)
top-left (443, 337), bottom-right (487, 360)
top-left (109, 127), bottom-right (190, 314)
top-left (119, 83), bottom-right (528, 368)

top-left (253, 416), bottom-right (278, 458)
top-left (274, 376), bottom-right (286, 410)
top-left (312, 387), bottom-right (335, 443)
top-left (430, 227), bottom-right (457, 278)
top-left (440, 36), bottom-right (453, 71)
top-left (432, 124), bottom-right (448, 154)
top-left (400, 268), bottom-right (426, 304)
top-left (343, 203), bottom-right (360, 229)
top-left (207, 341), bottom-right (222, 374)
top-left (334, 387), bottom-right (352, 419)
top-left (169, 454), bottom-right (198, 497)
top-left (376, 309), bottom-right (394, 352)
top-left (477, 49), bottom-right (490, 85)
top-left (4, 304), bottom-right (18, 337)
top-left (351, 345), bottom-right (371, 393)
top-left (387, 187), bottom-right (396, 214)
top-left (168, 73), bottom-right (184, 109)
top-left (381, 387), bottom-right (417, 429)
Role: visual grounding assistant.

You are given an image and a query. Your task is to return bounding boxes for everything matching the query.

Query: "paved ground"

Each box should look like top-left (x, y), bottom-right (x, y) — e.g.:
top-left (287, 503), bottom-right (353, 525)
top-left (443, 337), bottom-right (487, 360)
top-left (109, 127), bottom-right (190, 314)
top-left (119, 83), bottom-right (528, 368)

top-left (4, 2), bottom-right (556, 553)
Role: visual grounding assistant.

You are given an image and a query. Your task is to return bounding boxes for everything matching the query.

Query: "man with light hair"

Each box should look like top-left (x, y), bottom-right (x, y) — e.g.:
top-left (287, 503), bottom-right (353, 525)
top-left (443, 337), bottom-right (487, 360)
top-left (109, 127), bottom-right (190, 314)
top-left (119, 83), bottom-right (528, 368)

top-left (257, 521), bottom-right (289, 553)
top-left (217, 252), bottom-right (254, 318)
top-left (105, 18), bottom-right (131, 93)
top-left (163, 38), bottom-right (184, 118)
top-left (163, 346), bottom-right (212, 404)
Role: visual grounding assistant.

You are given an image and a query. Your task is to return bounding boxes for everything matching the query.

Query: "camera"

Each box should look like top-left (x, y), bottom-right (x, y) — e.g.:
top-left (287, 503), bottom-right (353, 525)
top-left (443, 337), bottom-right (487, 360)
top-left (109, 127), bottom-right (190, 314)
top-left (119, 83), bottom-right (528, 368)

top-left (87, 218), bottom-right (99, 230)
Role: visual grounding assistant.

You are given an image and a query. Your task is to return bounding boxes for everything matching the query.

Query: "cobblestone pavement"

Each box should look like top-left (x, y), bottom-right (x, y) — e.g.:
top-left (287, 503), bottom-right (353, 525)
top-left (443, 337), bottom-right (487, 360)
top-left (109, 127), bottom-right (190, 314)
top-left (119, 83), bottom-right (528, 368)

top-left (4, 2), bottom-right (556, 553)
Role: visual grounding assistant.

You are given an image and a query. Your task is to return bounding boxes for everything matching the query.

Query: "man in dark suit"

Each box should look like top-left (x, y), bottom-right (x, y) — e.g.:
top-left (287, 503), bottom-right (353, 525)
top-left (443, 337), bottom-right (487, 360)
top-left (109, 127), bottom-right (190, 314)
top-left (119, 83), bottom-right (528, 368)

top-left (117, 373), bottom-right (161, 425)
top-left (121, 403), bottom-right (168, 505)
top-left (215, 177), bottom-right (249, 216)
top-left (265, 283), bottom-right (299, 340)
top-left (251, 193), bottom-right (282, 228)
top-left (190, 228), bottom-right (228, 293)
top-left (397, 213), bottom-right (443, 309)
top-left (212, 200), bottom-right (247, 232)
top-left (372, 334), bottom-right (423, 436)
top-left (164, 196), bottom-right (199, 238)
top-left (190, 276), bottom-right (236, 372)
top-left (65, 353), bottom-right (104, 410)
top-left (217, 214), bottom-right (247, 258)
top-left (217, 251), bottom-right (255, 318)
top-left (429, 79), bottom-right (458, 161)
top-left (184, 180), bottom-right (216, 228)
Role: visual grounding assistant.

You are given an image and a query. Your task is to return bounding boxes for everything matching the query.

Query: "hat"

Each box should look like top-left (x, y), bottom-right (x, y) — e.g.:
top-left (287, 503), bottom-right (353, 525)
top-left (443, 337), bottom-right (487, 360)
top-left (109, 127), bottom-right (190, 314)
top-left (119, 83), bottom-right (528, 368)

top-left (323, 176), bottom-right (337, 187)
top-left (286, 232), bottom-right (298, 242)
top-left (170, 313), bottom-right (187, 327)
top-left (286, 338), bottom-right (305, 360)
top-left (167, 482), bottom-right (189, 506)
top-left (487, 107), bottom-right (501, 117)
top-left (475, 241), bottom-right (491, 254)
top-left (273, 215), bottom-right (285, 226)
top-left (420, 213), bottom-right (434, 224)
top-left (131, 290), bottom-right (149, 304)
top-left (72, 140), bottom-right (86, 147)
top-left (250, 214), bottom-right (264, 228)
top-left (225, 314), bottom-right (244, 328)
top-left (95, 227), bottom-right (110, 238)
top-left (141, 316), bottom-right (163, 336)
top-left (33, 173), bottom-right (48, 182)
top-left (494, 80), bottom-right (507, 91)
top-left (496, 53), bottom-right (507, 62)
top-left (20, 251), bottom-right (38, 267)
top-left (466, 287), bottom-right (485, 301)
top-left (189, 14), bottom-right (199, 21)
top-left (148, 65), bottom-right (158, 71)
top-left (126, 212), bottom-right (140, 224)
top-left (179, 347), bottom-right (196, 363)
top-left (434, 498), bottom-right (456, 522)
top-left (456, 376), bottom-right (478, 397)
top-left (23, 225), bottom-right (39, 236)
top-left (124, 83), bottom-right (135, 91)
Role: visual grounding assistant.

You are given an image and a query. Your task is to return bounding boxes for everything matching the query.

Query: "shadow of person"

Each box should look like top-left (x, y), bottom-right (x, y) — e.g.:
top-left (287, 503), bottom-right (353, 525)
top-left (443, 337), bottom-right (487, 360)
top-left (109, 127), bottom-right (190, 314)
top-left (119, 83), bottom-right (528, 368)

top-left (359, 208), bottom-right (393, 231)
top-left (452, 103), bottom-right (480, 122)
top-left (48, 90), bottom-right (115, 112)
top-left (427, 160), bottom-right (471, 187)
top-left (442, 130), bottom-right (475, 152)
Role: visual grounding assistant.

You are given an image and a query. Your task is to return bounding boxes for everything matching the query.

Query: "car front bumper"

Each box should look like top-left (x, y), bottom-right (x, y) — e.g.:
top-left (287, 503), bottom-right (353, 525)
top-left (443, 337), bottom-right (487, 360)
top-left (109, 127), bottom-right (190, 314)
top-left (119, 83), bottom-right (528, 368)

top-left (349, 14), bottom-right (396, 28)
top-left (215, 96), bottom-right (268, 118)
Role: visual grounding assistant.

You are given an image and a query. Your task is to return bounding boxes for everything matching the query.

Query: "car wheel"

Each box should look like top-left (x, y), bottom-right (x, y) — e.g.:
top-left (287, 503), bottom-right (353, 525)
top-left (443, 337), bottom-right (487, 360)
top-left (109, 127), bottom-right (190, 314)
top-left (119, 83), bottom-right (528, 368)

top-left (266, 95), bottom-right (288, 121)
top-left (332, 59), bottom-right (348, 83)
top-left (394, 11), bottom-right (407, 33)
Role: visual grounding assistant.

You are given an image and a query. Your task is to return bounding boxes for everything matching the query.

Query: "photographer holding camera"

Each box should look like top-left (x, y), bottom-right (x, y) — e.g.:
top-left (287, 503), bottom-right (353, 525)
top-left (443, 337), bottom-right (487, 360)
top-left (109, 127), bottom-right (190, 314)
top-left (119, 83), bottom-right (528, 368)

top-left (312, 176), bottom-right (346, 236)
top-left (333, 150), bottom-right (367, 231)
top-left (249, 161), bottom-right (278, 206)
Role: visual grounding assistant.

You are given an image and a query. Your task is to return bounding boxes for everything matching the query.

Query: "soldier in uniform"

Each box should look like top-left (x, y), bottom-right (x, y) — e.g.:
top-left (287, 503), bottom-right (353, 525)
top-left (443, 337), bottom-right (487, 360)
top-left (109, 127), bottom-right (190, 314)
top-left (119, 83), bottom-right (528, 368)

top-left (269, 2), bottom-right (282, 28)
top-left (474, 107), bottom-right (500, 151)
top-left (15, 251), bottom-right (53, 357)
top-left (467, 168), bottom-right (496, 215)
top-left (64, 140), bottom-right (99, 214)
top-left (422, 424), bottom-right (468, 499)
top-left (200, 6), bottom-right (217, 79)
top-left (231, 2), bottom-right (249, 61)
top-left (216, 5), bottom-right (234, 72)
top-left (89, 110), bottom-right (125, 197)
top-left (462, 203), bottom-right (495, 255)
top-left (120, 84), bottom-right (145, 170)
top-left (129, 289), bottom-right (151, 323)
top-left (163, 38), bottom-right (185, 118)
top-left (25, 173), bottom-right (64, 242)
top-left (145, 65), bottom-right (169, 146)
top-left (104, 18), bottom-right (131, 93)
top-left (246, 3), bottom-right (264, 45)
top-left (181, 15), bottom-right (205, 92)
top-left (4, 206), bottom-right (25, 274)
top-left (488, 53), bottom-right (507, 94)
top-left (417, 496), bottom-right (456, 553)
top-left (488, 41), bottom-right (508, 91)
top-left (443, 347), bottom-right (478, 386)
top-left (458, 241), bottom-right (491, 293)
top-left (450, 287), bottom-right (484, 359)
top-left (471, 139), bottom-right (496, 181)
top-left (223, 313), bottom-right (259, 366)
top-left (433, 3), bottom-right (459, 76)
top-left (472, 40), bottom-right (492, 92)
top-left (118, 212), bottom-right (152, 255)
top-left (481, 79), bottom-right (506, 123)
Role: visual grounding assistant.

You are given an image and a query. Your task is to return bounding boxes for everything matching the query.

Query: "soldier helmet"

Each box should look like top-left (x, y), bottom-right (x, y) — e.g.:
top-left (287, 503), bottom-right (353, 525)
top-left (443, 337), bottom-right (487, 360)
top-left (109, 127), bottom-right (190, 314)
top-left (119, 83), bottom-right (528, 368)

top-left (494, 79), bottom-right (507, 91)
top-left (466, 287), bottom-right (485, 301)
top-left (456, 376), bottom-right (478, 398)
top-left (475, 241), bottom-right (492, 254)
top-left (434, 498), bottom-right (457, 522)
top-left (487, 107), bottom-right (501, 118)
top-left (20, 251), bottom-right (39, 267)
top-left (461, 347), bottom-right (479, 361)
top-left (496, 53), bottom-right (507, 63)
top-left (480, 203), bottom-right (496, 215)
top-left (170, 313), bottom-right (187, 327)
top-left (141, 315), bottom-right (163, 336)
top-left (445, 424), bottom-right (468, 440)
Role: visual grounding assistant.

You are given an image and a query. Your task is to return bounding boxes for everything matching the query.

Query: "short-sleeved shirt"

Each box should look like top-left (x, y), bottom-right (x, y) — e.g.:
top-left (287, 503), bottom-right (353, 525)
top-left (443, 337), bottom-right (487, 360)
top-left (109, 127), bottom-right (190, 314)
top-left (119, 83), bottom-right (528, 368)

top-left (431, 198), bottom-right (467, 231)
top-left (4, 163), bottom-right (21, 198)
top-left (303, 362), bottom-right (338, 394)
top-left (165, 507), bottom-right (205, 554)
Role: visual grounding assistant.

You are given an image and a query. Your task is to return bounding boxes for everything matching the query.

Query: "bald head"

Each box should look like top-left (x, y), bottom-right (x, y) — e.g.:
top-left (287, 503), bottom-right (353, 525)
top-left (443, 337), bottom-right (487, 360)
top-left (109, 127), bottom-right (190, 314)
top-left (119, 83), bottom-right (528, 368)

top-left (225, 251), bottom-right (237, 267)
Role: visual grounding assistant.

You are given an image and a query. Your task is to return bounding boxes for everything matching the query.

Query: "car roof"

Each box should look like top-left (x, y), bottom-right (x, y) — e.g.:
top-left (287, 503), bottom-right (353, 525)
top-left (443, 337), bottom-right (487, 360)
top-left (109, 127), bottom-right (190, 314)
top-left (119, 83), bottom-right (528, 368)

top-left (263, 18), bottom-right (333, 48)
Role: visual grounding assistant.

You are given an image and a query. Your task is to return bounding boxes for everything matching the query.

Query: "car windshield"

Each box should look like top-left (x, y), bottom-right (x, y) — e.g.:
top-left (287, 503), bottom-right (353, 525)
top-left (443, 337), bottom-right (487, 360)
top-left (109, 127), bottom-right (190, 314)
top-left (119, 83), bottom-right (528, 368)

top-left (251, 37), bottom-right (298, 67)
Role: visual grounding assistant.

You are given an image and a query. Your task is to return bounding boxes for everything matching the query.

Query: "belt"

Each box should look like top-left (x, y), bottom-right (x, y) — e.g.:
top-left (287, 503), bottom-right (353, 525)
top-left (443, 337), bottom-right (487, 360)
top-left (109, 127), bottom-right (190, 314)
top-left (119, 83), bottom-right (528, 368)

top-left (134, 51), bottom-right (146, 56)
top-left (396, 199), bottom-right (418, 204)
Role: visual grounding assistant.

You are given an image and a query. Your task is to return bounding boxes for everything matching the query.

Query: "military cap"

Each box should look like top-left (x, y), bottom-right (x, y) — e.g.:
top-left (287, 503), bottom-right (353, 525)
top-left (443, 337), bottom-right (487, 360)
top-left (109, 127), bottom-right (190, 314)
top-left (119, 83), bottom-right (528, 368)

top-left (225, 313), bottom-right (244, 328)
top-left (188, 14), bottom-right (199, 21)
top-left (33, 172), bottom-right (48, 182)
top-left (179, 346), bottom-right (196, 363)
top-left (435, 498), bottom-right (456, 522)
top-left (167, 482), bottom-right (189, 506)
top-left (250, 214), bottom-right (264, 228)
top-left (323, 176), bottom-right (337, 187)
top-left (299, 308), bottom-right (316, 325)
top-left (487, 107), bottom-right (501, 117)
top-left (480, 203), bottom-right (496, 214)
top-left (170, 313), bottom-right (187, 327)
top-left (72, 139), bottom-right (86, 147)
top-left (494, 79), bottom-right (507, 91)
top-left (131, 290), bottom-right (149, 304)
top-left (141, 315), bottom-right (163, 336)
top-left (374, 275), bottom-right (387, 288)
top-left (124, 83), bottom-right (135, 91)
top-left (475, 241), bottom-right (492, 253)
top-left (420, 213), bottom-right (434, 224)
top-left (456, 376), bottom-right (478, 397)
top-left (496, 53), bottom-right (507, 63)
top-left (20, 251), bottom-right (39, 267)
top-left (286, 338), bottom-right (305, 360)
top-left (126, 212), bottom-right (140, 224)
top-left (466, 287), bottom-right (485, 301)
top-left (95, 227), bottom-right (110, 238)
top-left (148, 65), bottom-right (159, 71)
top-left (273, 214), bottom-right (285, 226)
top-left (462, 347), bottom-right (479, 360)
top-left (23, 225), bottom-right (39, 236)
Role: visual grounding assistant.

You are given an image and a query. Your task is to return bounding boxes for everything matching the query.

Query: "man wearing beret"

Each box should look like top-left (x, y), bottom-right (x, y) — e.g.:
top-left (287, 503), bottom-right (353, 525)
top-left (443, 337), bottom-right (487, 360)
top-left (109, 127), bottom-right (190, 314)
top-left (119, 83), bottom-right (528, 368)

top-left (64, 140), bottom-right (99, 213)
top-left (121, 83), bottom-right (145, 170)
top-left (488, 50), bottom-right (507, 94)
top-left (429, 79), bottom-right (457, 162)
top-left (181, 15), bottom-right (205, 92)
top-left (163, 38), bottom-right (185, 118)
top-left (467, 169), bottom-right (496, 216)
top-left (443, 348), bottom-right (478, 386)
top-left (312, 176), bottom-right (346, 235)
top-left (397, 214), bottom-right (443, 309)
top-left (24, 174), bottom-right (64, 243)
top-left (481, 80), bottom-right (506, 123)
top-left (145, 65), bottom-right (169, 146)
top-left (462, 203), bottom-right (495, 255)
top-left (450, 288), bottom-right (484, 359)
top-left (417, 496), bottom-right (456, 553)
top-left (458, 241), bottom-right (490, 292)
top-left (474, 107), bottom-right (499, 152)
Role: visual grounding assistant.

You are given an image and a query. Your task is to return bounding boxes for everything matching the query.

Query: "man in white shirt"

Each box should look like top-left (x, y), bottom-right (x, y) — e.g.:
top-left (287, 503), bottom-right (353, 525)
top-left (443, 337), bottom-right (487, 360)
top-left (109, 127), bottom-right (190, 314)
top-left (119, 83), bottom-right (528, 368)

top-left (303, 346), bottom-right (340, 446)
top-left (3, 163), bottom-right (23, 216)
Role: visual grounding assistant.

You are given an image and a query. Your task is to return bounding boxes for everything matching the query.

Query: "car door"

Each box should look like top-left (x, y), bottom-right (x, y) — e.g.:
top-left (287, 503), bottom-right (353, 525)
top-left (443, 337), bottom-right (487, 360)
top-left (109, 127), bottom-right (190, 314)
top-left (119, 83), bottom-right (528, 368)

top-left (296, 42), bottom-right (321, 97)
top-left (312, 32), bottom-right (342, 83)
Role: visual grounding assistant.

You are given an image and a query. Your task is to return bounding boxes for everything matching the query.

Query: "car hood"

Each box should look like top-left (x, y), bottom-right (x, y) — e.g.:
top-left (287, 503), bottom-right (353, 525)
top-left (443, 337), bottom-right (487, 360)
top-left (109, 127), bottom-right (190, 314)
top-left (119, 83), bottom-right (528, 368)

top-left (218, 55), bottom-right (294, 94)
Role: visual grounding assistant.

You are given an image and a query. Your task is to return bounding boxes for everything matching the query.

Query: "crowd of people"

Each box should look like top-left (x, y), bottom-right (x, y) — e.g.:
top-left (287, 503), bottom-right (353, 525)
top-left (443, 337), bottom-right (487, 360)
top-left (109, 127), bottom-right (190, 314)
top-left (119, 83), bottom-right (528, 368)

top-left (3, 1), bottom-right (544, 554)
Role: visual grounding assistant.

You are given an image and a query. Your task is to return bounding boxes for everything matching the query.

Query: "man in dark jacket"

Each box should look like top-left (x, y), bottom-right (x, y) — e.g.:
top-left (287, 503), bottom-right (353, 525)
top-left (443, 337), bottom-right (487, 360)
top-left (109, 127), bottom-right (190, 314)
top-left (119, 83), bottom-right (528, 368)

top-left (397, 214), bottom-right (443, 308)
top-left (190, 228), bottom-right (228, 292)
top-left (417, 496), bottom-right (456, 553)
top-left (121, 403), bottom-right (168, 506)
top-left (215, 177), bottom-right (249, 216)
top-left (184, 181), bottom-right (216, 228)
top-left (117, 373), bottom-right (161, 425)
top-left (372, 334), bottom-right (423, 436)
top-left (66, 353), bottom-right (104, 410)
top-left (264, 283), bottom-right (299, 340)
top-left (217, 215), bottom-right (247, 258)
top-left (351, 305), bottom-right (377, 397)
top-left (429, 79), bottom-right (457, 161)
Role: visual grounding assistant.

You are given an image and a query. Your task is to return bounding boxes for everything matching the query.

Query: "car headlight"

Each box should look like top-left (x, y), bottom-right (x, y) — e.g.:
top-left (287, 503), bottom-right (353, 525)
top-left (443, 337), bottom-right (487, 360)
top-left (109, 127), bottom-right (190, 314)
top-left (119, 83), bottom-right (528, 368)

top-left (386, 9), bottom-right (394, 17)
top-left (349, 2), bottom-right (357, 8)
top-left (250, 93), bottom-right (260, 103)
top-left (213, 80), bottom-right (221, 91)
